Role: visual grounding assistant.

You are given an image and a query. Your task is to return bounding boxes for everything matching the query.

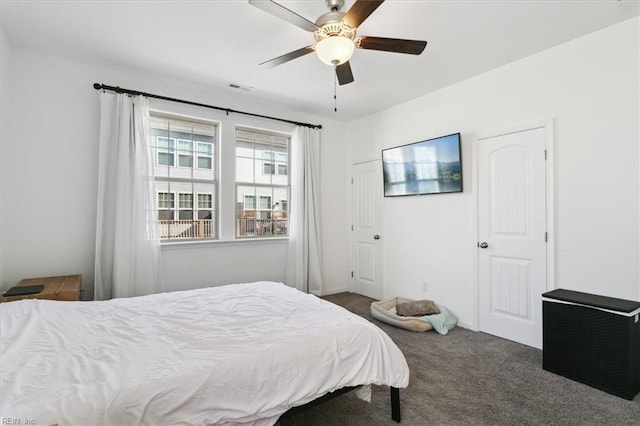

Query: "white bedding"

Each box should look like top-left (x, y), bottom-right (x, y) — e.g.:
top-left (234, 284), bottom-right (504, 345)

top-left (0, 281), bottom-right (409, 425)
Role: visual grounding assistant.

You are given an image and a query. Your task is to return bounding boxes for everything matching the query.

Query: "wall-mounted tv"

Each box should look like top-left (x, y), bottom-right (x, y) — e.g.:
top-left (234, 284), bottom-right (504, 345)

top-left (382, 133), bottom-right (462, 197)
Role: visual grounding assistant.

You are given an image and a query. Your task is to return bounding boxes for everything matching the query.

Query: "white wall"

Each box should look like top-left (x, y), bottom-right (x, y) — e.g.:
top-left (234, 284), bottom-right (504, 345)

top-left (0, 27), bottom-right (13, 289)
top-left (0, 40), bottom-right (350, 299)
top-left (2, 18), bottom-right (637, 309)
top-left (347, 17), bottom-right (640, 329)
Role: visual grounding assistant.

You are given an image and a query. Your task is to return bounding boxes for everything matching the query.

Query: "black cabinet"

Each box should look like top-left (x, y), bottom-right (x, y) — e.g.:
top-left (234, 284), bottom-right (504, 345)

top-left (542, 289), bottom-right (640, 400)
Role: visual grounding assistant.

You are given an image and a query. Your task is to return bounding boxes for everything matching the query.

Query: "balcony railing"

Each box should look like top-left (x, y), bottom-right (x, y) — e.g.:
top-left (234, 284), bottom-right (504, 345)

top-left (158, 218), bottom-right (288, 240)
top-left (158, 219), bottom-right (214, 240)
top-left (237, 218), bottom-right (288, 237)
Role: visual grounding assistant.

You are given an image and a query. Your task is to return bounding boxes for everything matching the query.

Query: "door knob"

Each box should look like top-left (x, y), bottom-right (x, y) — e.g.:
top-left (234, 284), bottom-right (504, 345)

top-left (373, 235), bottom-right (380, 240)
top-left (478, 241), bottom-right (489, 249)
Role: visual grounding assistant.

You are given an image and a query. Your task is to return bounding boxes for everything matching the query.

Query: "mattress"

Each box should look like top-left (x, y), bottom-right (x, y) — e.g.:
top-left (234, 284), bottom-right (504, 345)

top-left (0, 281), bottom-right (409, 425)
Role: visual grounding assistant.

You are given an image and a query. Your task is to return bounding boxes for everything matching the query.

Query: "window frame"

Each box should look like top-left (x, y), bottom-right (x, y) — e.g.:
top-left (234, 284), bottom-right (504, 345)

top-left (196, 141), bottom-right (214, 170)
top-left (150, 112), bottom-right (219, 242)
top-left (156, 136), bottom-right (176, 167)
top-left (262, 150), bottom-right (289, 176)
top-left (157, 191), bottom-right (176, 221)
top-left (149, 110), bottom-right (293, 245)
top-left (234, 126), bottom-right (291, 240)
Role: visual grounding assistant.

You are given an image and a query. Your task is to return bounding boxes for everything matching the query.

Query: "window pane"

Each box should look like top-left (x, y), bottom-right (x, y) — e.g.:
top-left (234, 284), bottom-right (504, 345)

top-left (178, 139), bottom-right (193, 152)
top-left (158, 210), bottom-right (174, 221)
top-left (158, 152), bottom-right (174, 166)
top-left (263, 162), bottom-right (275, 175)
top-left (198, 193), bottom-right (212, 209)
top-left (157, 137), bottom-right (175, 149)
top-left (179, 193), bottom-right (193, 208)
top-left (178, 210), bottom-right (193, 220)
top-left (236, 156), bottom-right (254, 182)
top-left (158, 193), bottom-right (168, 208)
top-left (198, 210), bottom-right (212, 220)
top-left (150, 114), bottom-right (217, 241)
top-left (235, 141), bottom-right (254, 158)
top-left (178, 154), bottom-right (193, 168)
top-left (197, 142), bottom-right (212, 155)
top-left (277, 151), bottom-right (288, 176)
top-left (198, 156), bottom-right (212, 169)
top-left (235, 128), bottom-right (289, 239)
top-left (158, 192), bottom-right (175, 209)
top-left (259, 195), bottom-right (272, 210)
top-left (177, 140), bottom-right (193, 168)
top-left (244, 195), bottom-right (256, 210)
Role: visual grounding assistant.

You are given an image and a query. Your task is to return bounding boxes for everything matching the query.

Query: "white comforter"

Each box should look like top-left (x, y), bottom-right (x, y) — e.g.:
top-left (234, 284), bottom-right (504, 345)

top-left (0, 281), bottom-right (409, 425)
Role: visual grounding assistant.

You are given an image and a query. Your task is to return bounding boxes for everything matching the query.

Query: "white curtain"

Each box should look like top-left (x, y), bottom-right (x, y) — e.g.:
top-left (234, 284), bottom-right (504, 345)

top-left (94, 92), bottom-right (164, 300)
top-left (286, 126), bottom-right (323, 294)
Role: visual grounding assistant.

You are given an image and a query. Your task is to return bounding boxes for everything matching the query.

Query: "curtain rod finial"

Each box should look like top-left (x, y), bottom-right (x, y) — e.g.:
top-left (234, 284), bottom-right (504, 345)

top-left (93, 83), bottom-right (102, 90)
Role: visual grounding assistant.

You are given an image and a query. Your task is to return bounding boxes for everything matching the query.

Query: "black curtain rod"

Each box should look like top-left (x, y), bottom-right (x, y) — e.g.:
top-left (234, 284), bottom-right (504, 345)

top-left (93, 83), bottom-right (322, 130)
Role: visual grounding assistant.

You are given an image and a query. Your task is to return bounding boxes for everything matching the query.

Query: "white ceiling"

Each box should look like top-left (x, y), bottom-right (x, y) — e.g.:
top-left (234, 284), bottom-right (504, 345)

top-left (1, 0), bottom-right (638, 122)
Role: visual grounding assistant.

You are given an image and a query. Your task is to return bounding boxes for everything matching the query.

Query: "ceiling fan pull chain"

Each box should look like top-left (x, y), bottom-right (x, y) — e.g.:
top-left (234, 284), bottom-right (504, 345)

top-left (334, 69), bottom-right (338, 112)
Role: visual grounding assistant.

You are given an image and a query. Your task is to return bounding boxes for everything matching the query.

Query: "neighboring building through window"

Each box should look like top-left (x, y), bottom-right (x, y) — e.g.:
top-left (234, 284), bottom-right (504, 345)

top-left (235, 128), bottom-right (290, 238)
top-left (262, 150), bottom-right (288, 176)
top-left (150, 114), bottom-right (217, 241)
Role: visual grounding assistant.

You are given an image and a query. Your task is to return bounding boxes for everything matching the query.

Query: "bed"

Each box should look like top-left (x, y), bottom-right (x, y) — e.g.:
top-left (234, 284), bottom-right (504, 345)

top-left (0, 281), bottom-right (410, 425)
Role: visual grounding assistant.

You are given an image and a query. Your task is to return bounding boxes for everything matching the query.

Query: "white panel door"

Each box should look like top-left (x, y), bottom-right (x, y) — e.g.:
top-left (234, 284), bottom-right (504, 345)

top-left (352, 161), bottom-right (383, 299)
top-left (478, 126), bottom-right (548, 349)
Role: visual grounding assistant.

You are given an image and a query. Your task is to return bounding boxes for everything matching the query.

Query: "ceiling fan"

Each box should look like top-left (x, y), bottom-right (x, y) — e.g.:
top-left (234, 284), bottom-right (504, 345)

top-left (248, 0), bottom-right (427, 85)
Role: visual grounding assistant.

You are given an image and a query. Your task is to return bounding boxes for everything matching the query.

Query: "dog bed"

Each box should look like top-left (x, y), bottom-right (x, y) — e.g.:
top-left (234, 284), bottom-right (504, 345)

top-left (371, 297), bottom-right (434, 332)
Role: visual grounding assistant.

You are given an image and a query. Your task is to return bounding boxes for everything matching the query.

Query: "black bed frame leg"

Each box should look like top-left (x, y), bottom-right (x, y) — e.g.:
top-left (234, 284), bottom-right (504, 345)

top-left (390, 386), bottom-right (401, 422)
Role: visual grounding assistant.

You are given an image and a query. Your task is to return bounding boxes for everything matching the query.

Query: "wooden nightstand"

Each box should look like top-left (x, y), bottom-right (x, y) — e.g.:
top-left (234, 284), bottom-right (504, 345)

top-left (1, 274), bottom-right (82, 302)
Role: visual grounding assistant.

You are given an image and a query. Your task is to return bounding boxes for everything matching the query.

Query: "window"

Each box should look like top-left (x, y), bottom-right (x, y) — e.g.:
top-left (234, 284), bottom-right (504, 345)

top-left (150, 114), bottom-right (217, 241)
top-left (178, 193), bottom-right (193, 220)
top-left (244, 195), bottom-right (256, 210)
top-left (158, 192), bottom-right (175, 221)
top-left (197, 194), bottom-right (213, 220)
top-left (262, 150), bottom-right (288, 176)
top-left (177, 140), bottom-right (193, 168)
top-left (235, 128), bottom-right (290, 238)
top-left (157, 137), bottom-right (175, 166)
top-left (197, 142), bottom-right (213, 169)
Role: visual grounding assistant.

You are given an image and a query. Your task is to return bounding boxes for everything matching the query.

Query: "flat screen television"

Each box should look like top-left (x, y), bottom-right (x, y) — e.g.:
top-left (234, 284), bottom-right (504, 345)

top-left (382, 133), bottom-right (462, 197)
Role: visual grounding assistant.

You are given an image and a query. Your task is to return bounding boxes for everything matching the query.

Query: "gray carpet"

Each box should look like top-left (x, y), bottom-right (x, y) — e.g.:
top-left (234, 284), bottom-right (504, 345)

top-left (279, 292), bottom-right (640, 426)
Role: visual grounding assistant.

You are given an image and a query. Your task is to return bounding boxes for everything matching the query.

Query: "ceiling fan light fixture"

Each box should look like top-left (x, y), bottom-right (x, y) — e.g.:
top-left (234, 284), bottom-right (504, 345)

top-left (315, 36), bottom-right (355, 66)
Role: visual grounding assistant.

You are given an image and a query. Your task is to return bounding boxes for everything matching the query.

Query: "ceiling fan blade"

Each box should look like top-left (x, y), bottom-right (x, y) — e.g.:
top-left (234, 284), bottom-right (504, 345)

top-left (357, 36), bottom-right (427, 55)
top-left (343, 0), bottom-right (385, 28)
top-left (249, 0), bottom-right (319, 32)
top-left (259, 45), bottom-right (315, 68)
top-left (336, 61), bottom-right (354, 86)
